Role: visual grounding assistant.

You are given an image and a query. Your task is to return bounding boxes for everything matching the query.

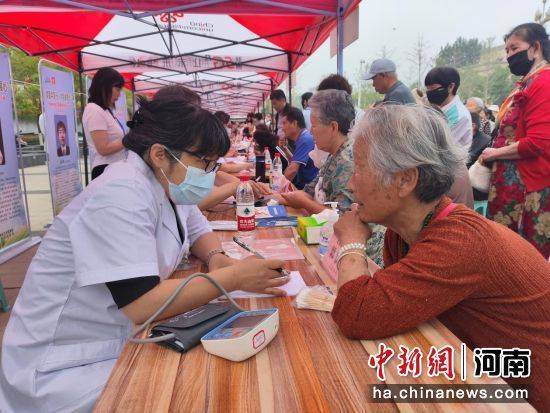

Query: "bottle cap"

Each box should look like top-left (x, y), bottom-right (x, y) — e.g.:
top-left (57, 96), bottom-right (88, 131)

top-left (239, 174), bottom-right (250, 181)
top-left (274, 153), bottom-right (280, 157)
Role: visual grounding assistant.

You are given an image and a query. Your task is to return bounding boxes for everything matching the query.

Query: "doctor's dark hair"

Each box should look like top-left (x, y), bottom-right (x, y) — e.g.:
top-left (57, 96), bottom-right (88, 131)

top-left (88, 67), bottom-right (125, 110)
top-left (123, 96), bottom-right (230, 162)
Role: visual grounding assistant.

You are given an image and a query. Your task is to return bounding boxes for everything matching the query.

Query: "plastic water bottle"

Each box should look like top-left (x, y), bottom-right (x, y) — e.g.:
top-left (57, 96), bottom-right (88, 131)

top-left (319, 206), bottom-right (339, 256)
top-left (248, 145), bottom-right (256, 169)
top-left (236, 174), bottom-right (256, 239)
top-left (271, 153), bottom-right (283, 192)
top-left (264, 147), bottom-right (272, 186)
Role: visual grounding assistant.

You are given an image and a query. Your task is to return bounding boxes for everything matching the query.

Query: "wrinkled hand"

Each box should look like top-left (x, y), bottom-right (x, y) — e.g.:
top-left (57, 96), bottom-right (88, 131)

top-left (250, 181), bottom-right (272, 197)
top-left (280, 191), bottom-right (311, 209)
top-left (334, 204), bottom-right (371, 245)
top-left (232, 258), bottom-right (288, 296)
top-left (479, 147), bottom-right (499, 165)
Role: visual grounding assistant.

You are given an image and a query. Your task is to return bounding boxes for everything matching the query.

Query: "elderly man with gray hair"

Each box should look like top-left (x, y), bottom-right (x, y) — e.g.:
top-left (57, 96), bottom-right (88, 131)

top-left (364, 58), bottom-right (415, 105)
top-left (466, 96), bottom-right (492, 135)
top-left (330, 104), bottom-right (550, 411)
top-left (277, 89), bottom-right (386, 266)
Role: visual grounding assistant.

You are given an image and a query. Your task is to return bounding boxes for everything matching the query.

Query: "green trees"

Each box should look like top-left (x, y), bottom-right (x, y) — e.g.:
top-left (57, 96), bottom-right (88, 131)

top-left (436, 37), bottom-right (483, 68)
top-left (431, 38), bottom-right (517, 106)
top-left (8, 48), bottom-right (41, 122)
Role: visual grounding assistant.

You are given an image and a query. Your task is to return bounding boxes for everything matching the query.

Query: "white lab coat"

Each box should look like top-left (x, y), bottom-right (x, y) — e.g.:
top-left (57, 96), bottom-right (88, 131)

top-left (0, 151), bottom-right (211, 412)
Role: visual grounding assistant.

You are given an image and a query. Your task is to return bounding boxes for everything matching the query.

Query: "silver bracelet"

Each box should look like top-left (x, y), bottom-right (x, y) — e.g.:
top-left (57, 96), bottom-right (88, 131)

top-left (336, 251), bottom-right (368, 267)
top-left (337, 242), bottom-right (366, 258)
top-left (206, 248), bottom-right (227, 267)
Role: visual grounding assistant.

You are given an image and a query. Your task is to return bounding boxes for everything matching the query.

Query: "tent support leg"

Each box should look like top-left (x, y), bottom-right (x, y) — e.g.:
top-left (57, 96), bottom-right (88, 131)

top-left (336, 0), bottom-right (344, 75)
top-left (77, 52), bottom-right (89, 186)
top-left (131, 78), bottom-right (136, 114)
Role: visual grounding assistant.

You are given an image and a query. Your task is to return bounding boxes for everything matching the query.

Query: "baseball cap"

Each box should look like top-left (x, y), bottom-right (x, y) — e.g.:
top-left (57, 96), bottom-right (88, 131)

top-left (363, 58), bottom-right (397, 80)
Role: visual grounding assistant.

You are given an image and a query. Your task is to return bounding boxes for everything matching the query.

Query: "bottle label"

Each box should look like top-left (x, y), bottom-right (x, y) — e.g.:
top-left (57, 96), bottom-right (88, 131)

top-left (237, 203), bottom-right (255, 231)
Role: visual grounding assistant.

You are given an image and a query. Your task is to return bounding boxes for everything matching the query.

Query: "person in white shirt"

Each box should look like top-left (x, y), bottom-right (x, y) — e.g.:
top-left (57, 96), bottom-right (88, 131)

top-left (83, 67), bottom-right (127, 180)
top-left (0, 98), bottom-right (288, 413)
top-left (301, 92), bottom-right (313, 131)
top-left (425, 66), bottom-right (472, 150)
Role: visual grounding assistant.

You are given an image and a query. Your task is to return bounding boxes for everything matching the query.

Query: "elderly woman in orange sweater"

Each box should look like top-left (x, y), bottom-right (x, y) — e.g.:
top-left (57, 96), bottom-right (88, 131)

top-left (331, 104), bottom-right (550, 412)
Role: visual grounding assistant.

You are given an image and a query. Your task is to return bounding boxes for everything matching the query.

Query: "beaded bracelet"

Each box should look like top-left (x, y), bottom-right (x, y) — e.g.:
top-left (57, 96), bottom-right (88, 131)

top-left (206, 248), bottom-right (227, 267)
top-left (337, 242), bottom-right (366, 258)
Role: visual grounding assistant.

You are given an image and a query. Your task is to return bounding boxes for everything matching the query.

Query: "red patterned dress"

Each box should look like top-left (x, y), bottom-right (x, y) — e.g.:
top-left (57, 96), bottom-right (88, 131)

top-left (487, 65), bottom-right (550, 259)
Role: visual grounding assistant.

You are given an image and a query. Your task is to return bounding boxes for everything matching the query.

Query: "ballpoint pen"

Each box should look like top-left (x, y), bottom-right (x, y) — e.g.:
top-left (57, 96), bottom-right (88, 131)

top-left (232, 236), bottom-right (290, 277)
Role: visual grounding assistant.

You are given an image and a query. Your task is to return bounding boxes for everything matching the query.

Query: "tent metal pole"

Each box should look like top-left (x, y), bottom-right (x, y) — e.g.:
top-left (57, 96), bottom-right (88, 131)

top-left (77, 52), bottom-right (89, 186)
top-left (287, 53), bottom-right (292, 105)
top-left (6, 51), bottom-right (33, 235)
top-left (131, 78), bottom-right (136, 114)
top-left (336, 0), bottom-right (344, 75)
top-left (270, 79), bottom-right (275, 133)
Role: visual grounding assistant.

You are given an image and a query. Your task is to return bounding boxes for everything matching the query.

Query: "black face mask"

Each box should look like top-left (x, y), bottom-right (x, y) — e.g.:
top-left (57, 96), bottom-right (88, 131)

top-left (426, 87), bottom-right (449, 106)
top-left (507, 49), bottom-right (535, 77)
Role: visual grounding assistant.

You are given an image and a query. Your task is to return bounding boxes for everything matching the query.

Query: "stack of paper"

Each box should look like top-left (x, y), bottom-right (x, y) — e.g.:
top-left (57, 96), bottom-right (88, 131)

top-left (229, 271), bottom-right (306, 298)
top-left (210, 220), bottom-right (238, 231)
top-left (222, 238), bottom-right (304, 261)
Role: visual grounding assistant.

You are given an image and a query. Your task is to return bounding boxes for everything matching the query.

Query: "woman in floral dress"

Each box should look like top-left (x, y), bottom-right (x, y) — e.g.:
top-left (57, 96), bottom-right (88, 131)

top-left (480, 23), bottom-right (550, 259)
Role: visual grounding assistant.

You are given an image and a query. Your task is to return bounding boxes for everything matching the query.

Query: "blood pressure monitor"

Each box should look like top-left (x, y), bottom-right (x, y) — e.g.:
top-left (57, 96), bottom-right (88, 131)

top-left (201, 308), bottom-right (279, 361)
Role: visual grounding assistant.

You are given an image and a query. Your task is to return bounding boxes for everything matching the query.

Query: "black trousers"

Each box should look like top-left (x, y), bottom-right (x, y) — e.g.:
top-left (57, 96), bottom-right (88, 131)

top-left (91, 164), bottom-right (108, 180)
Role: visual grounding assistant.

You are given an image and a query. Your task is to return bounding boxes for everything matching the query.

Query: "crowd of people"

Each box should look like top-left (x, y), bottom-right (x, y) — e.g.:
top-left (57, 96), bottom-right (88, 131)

top-left (0, 21), bottom-right (549, 413)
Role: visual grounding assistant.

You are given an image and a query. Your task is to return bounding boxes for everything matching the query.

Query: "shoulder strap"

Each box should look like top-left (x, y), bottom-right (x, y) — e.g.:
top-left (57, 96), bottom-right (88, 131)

top-left (434, 203), bottom-right (457, 221)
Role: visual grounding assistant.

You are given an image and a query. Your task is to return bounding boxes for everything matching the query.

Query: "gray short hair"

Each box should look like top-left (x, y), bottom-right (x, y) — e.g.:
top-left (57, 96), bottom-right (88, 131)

top-left (308, 89), bottom-right (355, 135)
top-left (467, 97), bottom-right (484, 111)
top-left (351, 104), bottom-right (466, 203)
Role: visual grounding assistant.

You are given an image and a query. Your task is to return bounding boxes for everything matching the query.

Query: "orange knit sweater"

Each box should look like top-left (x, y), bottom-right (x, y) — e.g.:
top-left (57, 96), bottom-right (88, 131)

top-left (332, 197), bottom-right (550, 411)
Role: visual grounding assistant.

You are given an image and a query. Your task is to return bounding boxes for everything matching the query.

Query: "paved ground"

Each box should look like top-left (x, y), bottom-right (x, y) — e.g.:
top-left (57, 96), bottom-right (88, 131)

top-left (18, 159), bottom-right (88, 234)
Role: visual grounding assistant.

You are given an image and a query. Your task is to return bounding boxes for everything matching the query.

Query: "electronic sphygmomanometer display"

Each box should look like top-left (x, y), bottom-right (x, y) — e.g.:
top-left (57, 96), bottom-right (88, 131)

top-left (201, 308), bottom-right (279, 361)
top-left (210, 314), bottom-right (271, 339)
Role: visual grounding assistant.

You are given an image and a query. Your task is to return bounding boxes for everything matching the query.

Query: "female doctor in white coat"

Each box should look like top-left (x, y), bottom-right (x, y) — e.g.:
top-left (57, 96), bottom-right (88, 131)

top-left (0, 97), bottom-right (288, 412)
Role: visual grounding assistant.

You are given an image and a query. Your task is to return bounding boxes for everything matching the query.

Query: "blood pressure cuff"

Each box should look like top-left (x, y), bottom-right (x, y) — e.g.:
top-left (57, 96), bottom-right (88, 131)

top-left (150, 303), bottom-right (241, 353)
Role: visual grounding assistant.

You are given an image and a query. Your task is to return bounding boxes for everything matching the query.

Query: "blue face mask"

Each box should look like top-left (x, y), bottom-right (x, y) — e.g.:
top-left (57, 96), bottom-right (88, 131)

top-left (160, 149), bottom-right (216, 205)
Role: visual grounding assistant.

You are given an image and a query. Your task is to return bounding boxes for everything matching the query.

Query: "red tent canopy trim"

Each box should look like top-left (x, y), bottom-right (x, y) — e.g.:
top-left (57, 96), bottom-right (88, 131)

top-left (0, 0), bottom-right (360, 116)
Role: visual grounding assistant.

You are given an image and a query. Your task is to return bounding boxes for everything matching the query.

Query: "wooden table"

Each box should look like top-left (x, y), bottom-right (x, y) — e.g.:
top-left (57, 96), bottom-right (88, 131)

top-left (95, 206), bottom-right (535, 412)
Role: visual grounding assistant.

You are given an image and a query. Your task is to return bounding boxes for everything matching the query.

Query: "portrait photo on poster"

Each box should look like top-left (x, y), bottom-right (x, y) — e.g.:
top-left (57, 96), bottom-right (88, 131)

top-left (0, 118), bottom-right (5, 166)
top-left (54, 114), bottom-right (70, 158)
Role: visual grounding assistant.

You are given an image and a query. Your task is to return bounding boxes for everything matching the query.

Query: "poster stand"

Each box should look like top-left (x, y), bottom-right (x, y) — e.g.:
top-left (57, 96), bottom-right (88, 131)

top-left (0, 50), bottom-right (41, 264)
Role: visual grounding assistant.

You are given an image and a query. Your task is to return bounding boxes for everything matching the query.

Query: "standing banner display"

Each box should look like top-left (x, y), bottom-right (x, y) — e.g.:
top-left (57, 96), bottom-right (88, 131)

top-left (0, 52), bottom-right (39, 264)
top-left (39, 62), bottom-right (82, 216)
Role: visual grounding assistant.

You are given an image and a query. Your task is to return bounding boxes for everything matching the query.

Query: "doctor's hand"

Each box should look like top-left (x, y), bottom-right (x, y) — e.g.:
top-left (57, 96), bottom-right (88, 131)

top-left (232, 258), bottom-right (288, 296)
top-left (208, 253), bottom-right (237, 271)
